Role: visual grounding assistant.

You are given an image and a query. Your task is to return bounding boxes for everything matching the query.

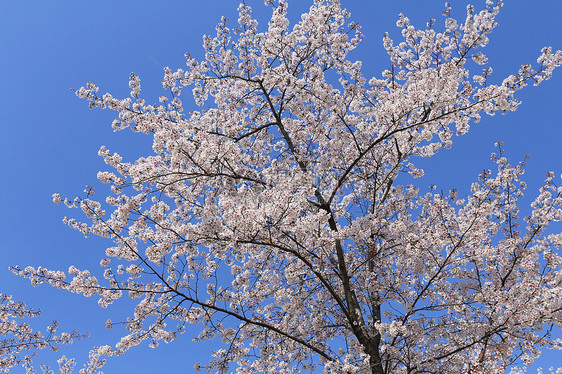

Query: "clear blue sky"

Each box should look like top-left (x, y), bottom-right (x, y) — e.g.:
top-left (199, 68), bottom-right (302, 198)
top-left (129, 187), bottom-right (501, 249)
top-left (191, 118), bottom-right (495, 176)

top-left (1, 1), bottom-right (561, 372)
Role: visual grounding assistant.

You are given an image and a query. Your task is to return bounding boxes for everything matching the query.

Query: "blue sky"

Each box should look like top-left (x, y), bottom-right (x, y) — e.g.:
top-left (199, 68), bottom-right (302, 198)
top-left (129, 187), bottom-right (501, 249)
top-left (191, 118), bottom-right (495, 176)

top-left (1, 0), bottom-right (561, 372)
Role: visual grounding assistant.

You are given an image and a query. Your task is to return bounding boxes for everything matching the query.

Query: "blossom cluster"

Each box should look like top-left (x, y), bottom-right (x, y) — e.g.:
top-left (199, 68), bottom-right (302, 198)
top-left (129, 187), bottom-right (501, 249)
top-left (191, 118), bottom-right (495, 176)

top-left (14, 1), bottom-right (562, 373)
top-left (0, 294), bottom-right (85, 373)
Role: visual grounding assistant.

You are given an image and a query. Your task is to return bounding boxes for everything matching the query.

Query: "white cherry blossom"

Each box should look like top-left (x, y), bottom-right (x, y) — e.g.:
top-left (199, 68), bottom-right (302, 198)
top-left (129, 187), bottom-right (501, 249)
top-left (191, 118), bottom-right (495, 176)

top-left (12, 1), bottom-right (562, 373)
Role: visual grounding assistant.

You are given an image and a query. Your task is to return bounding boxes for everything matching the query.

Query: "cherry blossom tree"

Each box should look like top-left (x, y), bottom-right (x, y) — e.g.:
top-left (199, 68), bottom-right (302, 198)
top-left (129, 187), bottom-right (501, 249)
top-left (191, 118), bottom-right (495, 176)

top-left (11, 0), bottom-right (562, 372)
top-left (0, 294), bottom-right (83, 373)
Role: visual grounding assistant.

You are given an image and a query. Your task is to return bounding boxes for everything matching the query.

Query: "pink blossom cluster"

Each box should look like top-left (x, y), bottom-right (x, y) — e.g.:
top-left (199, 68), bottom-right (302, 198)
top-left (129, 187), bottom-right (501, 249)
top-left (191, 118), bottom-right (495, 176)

top-left (0, 294), bottom-right (85, 373)
top-left (14, 1), bottom-right (562, 373)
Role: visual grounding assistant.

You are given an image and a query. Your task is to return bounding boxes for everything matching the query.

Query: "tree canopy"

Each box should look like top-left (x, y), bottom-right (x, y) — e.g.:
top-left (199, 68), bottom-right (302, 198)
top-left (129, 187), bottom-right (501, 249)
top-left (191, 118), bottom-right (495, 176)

top-left (4, 1), bottom-right (562, 373)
